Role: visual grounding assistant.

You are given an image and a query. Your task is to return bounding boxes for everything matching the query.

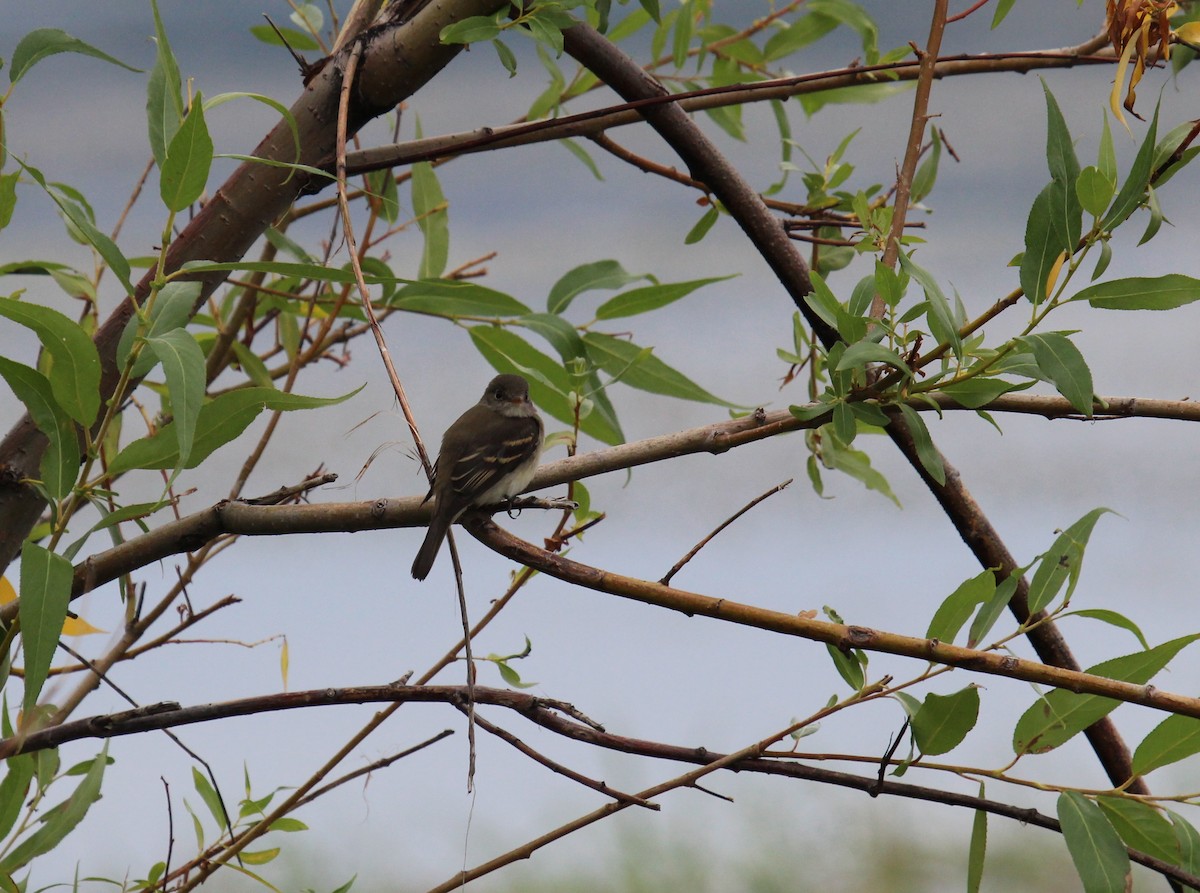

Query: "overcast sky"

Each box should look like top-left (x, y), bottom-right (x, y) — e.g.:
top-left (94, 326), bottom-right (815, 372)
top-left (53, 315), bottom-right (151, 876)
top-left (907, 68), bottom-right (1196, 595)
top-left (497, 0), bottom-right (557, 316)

top-left (1, 2), bottom-right (1198, 890)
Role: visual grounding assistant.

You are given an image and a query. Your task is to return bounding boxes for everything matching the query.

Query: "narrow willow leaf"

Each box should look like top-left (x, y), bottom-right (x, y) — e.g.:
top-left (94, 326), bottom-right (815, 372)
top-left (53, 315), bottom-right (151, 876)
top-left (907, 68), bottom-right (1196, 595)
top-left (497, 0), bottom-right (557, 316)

top-left (0, 744), bottom-right (107, 873)
top-left (595, 276), bottom-right (732, 320)
top-left (470, 326), bottom-right (622, 445)
top-left (249, 24), bottom-right (320, 51)
top-left (108, 385), bottom-right (364, 474)
top-left (390, 280), bottom-right (530, 317)
top-left (1132, 714), bottom-right (1200, 776)
top-left (1026, 507), bottom-right (1111, 613)
top-left (0, 171), bottom-right (19, 232)
top-left (1169, 811), bottom-right (1200, 877)
top-left (8, 28), bottom-right (139, 85)
top-left (0, 357), bottom-right (79, 499)
top-left (364, 167), bottom-right (400, 224)
top-left (117, 280), bottom-right (202, 378)
top-left (835, 342), bottom-right (912, 377)
top-left (926, 570), bottom-right (995, 644)
top-left (546, 259), bottom-right (646, 313)
top-left (1013, 634), bottom-right (1200, 755)
top-left (898, 253), bottom-right (961, 359)
top-left (558, 138), bottom-right (601, 179)
top-left (1096, 795), bottom-right (1181, 865)
top-left (912, 686), bottom-right (979, 755)
top-left (439, 14), bottom-right (503, 44)
top-left (0, 754), bottom-right (35, 840)
top-left (146, 328), bottom-right (206, 475)
top-left (1016, 333), bottom-right (1093, 416)
top-left (147, 0), bottom-right (184, 167)
top-left (1075, 274), bottom-right (1200, 311)
top-left (1057, 792), bottom-right (1130, 893)
top-left (909, 127), bottom-right (941, 203)
top-left (1041, 81), bottom-right (1082, 249)
top-left (967, 572), bottom-right (1018, 648)
top-left (583, 332), bottom-right (740, 407)
top-left (18, 543), bottom-right (74, 720)
top-left (1103, 102), bottom-right (1159, 230)
top-left (160, 94), bottom-right (213, 211)
top-left (940, 378), bottom-right (1023, 409)
top-left (411, 161), bottom-right (448, 279)
top-left (192, 766), bottom-right (227, 826)
top-left (896, 404), bottom-right (945, 484)
top-left (832, 401), bottom-right (856, 445)
top-left (1019, 183), bottom-right (1062, 304)
top-left (824, 643), bottom-right (865, 691)
top-left (1066, 608), bottom-right (1149, 649)
top-left (684, 206), bottom-right (719, 244)
top-left (820, 429), bottom-right (900, 507)
top-left (1076, 165), bottom-right (1115, 218)
top-left (516, 313), bottom-right (587, 363)
top-left (968, 787), bottom-right (987, 893)
top-left (16, 162), bottom-right (133, 295)
top-left (1098, 113), bottom-right (1117, 184)
top-left (0, 297), bottom-right (101, 425)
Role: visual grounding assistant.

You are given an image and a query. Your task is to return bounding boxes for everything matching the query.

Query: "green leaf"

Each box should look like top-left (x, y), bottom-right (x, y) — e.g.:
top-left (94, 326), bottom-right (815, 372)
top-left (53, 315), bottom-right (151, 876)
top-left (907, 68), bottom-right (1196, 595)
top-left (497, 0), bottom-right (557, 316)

top-left (0, 297), bottom-right (101, 426)
top-left (411, 161), bottom-right (448, 279)
top-left (1103, 102), bottom-right (1159, 230)
top-left (0, 755), bottom-right (35, 841)
top-left (1098, 114), bottom-right (1117, 185)
top-left (895, 404), bottom-right (944, 485)
top-left (390, 280), bottom-right (530, 317)
top-left (1132, 714), bottom-right (1200, 776)
top-left (1040, 81), bottom-right (1082, 250)
top-left (146, 329), bottom-right (206, 476)
top-left (147, 0), bottom-right (184, 168)
top-left (1013, 634), bottom-right (1200, 755)
top-left (1026, 507), bottom-right (1111, 614)
top-left (516, 313), bottom-right (586, 362)
top-left (912, 686), bottom-right (979, 755)
top-left (16, 162), bottom-right (133, 296)
top-left (248, 24), bottom-right (321, 51)
top-left (824, 642), bottom-right (865, 691)
top-left (926, 570), bottom-right (995, 645)
top-left (18, 543), bottom-right (73, 720)
top-left (940, 377), bottom-right (1024, 409)
top-left (835, 342), bottom-right (912, 377)
top-left (547, 260), bottom-right (648, 314)
top-left (0, 744), bottom-right (107, 874)
top-left (684, 206), bottom-right (719, 244)
top-left (832, 401), bottom-right (856, 444)
top-left (819, 428), bottom-right (900, 507)
top-left (493, 39), bottom-right (519, 77)
top-left (440, 14), bottom-right (503, 45)
top-left (160, 94), bottom-right (213, 211)
top-left (967, 572), bottom-right (1019, 648)
top-left (0, 357), bottom-right (79, 499)
top-left (1016, 333), bottom-right (1093, 416)
top-left (910, 126), bottom-right (941, 203)
top-left (1019, 183), bottom-right (1065, 304)
top-left (117, 280), bottom-right (202, 378)
top-left (1096, 795), bottom-right (1181, 865)
top-left (1057, 792), bottom-right (1130, 893)
top-left (1169, 810), bottom-right (1200, 874)
top-left (0, 171), bottom-right (19, 232)
top-left (8, 28), bottom-right (139, 85)
top-left (192, 766), bottom-right (227, 826)
top-left (968, 789), bottom-right (987, 893)
top-left (108, 385), bottom-right (364, 474)
top-left (898, 253), bottom-right (961, 359)
top-left (1076, 166), bottom-right (1115, 218)
top-left (1066, 608), bottom-right (1148, 651)
top-left (582, 332), bottom-right (739, 407)
top-left (1076, 274), bottom-right (1200, 311)
top-left (595, 276), bottom-right (732, 320)
top-left (469, 326), bottom-right (622, 445)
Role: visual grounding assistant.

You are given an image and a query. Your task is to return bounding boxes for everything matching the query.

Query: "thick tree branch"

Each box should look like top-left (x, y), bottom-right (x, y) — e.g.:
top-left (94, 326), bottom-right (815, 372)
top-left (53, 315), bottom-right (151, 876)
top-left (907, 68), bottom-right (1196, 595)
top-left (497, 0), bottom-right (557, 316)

top-left (466, 518), bottom-right (1200, 726)
top-left (18, 391), bottom-right (1196, 626)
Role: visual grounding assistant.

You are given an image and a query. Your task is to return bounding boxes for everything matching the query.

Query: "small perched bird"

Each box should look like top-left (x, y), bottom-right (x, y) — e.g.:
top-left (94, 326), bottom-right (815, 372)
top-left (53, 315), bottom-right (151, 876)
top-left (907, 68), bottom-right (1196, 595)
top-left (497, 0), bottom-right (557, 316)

top-left (410, 374), bottom-right (544, 580)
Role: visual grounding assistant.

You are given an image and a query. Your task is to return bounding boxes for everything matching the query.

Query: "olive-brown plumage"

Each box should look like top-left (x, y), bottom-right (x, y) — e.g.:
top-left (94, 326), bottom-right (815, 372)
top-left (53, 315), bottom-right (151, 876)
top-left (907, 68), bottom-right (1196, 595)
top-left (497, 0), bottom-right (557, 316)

top-left (411, 375), bottom-right (543, 580)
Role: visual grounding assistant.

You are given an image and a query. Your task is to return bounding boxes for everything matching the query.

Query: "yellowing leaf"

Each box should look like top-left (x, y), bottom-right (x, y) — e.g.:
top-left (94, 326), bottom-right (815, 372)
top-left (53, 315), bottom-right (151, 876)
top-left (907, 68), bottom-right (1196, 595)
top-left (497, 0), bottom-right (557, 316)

top-left (280, 637), bottom-right (289, 691)
top-left (0, 577), bottom-right (15, 605)
top-left (62, 615), bottom-right (106, 637)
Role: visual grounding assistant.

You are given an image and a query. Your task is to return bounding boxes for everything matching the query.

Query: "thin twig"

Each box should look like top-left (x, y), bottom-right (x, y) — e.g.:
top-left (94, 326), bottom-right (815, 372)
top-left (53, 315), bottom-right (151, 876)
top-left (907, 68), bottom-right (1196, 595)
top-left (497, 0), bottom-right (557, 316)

top-left (660, 479), bottom-right (792, 585)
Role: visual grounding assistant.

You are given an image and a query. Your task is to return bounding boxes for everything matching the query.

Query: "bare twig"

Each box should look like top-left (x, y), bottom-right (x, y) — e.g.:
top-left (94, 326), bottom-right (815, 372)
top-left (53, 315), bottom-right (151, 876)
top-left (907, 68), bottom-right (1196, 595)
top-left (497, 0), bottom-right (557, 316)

top-left (660, 479), bottom-right (792, 585)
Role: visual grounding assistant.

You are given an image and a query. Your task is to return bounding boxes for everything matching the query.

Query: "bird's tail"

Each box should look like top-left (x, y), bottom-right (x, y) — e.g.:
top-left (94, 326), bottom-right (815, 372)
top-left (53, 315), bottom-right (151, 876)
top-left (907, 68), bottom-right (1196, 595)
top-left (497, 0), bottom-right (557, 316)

top-left (411, 513), bottom-right (452, 580)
